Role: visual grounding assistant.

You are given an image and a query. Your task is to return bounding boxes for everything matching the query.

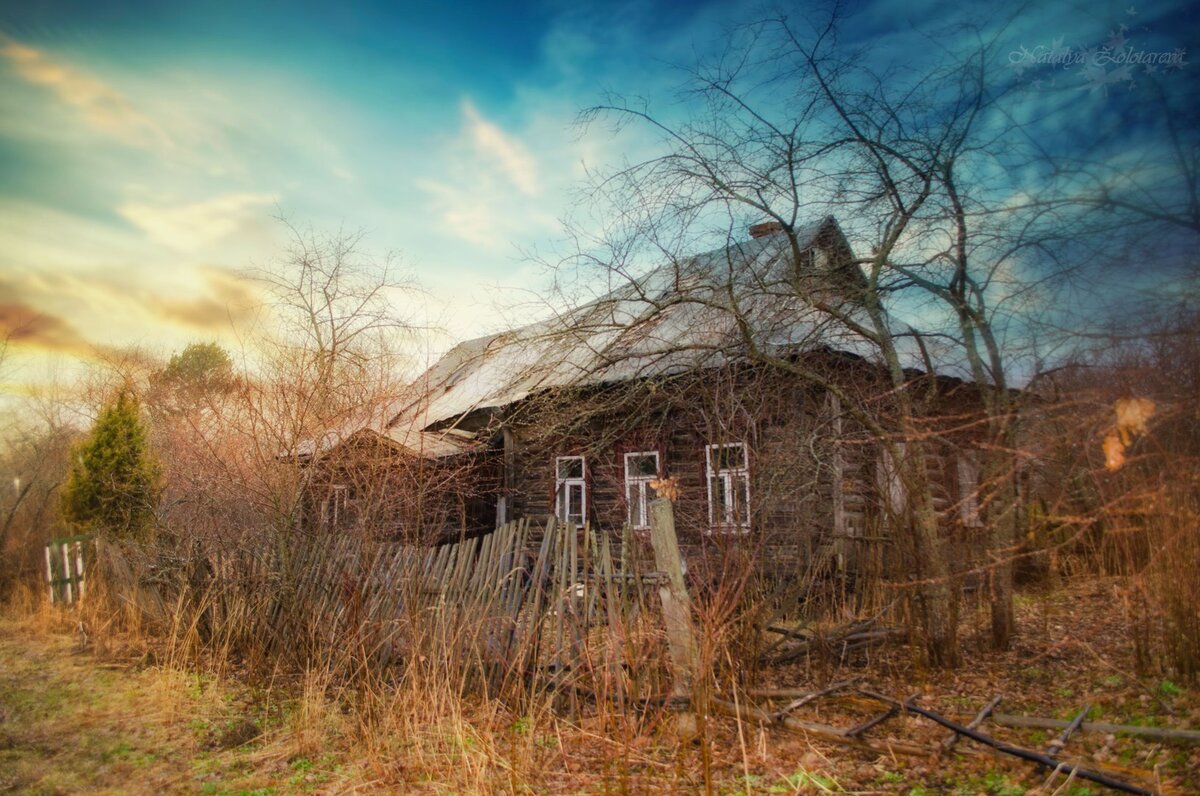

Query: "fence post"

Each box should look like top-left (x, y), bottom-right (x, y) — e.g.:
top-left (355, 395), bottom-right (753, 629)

top-left (74, 541), bottom-right (85, 601)
top-left (647, 498), bottom-right (699, 737)
top-left (45, 544), bottom-right (55, 603)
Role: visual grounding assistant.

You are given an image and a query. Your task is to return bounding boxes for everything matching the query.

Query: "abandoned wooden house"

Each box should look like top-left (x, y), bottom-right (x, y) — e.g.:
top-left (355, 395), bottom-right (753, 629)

top-left (300, 217), bottom-right (988, 579)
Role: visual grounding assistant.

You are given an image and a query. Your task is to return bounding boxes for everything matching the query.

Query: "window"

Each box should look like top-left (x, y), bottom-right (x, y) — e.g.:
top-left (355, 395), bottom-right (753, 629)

top-left (322, 484), bottom-right (350, 529)
top-left (877, 444), bottom-right (908, 529)
top-left (956, 451), bottom-right (983, 527)
top-left (624, 451), bottom-right (660, 529)
top-left (554, 456), bottom-right (587, 526)
top-left (706, 443), bottom-right (750, 530)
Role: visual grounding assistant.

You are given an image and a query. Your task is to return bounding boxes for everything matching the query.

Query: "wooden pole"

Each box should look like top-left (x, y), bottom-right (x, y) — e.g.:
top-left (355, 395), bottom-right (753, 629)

top-left (1047, 705), bottom-right (1090, 757)
top-left (992, 713), bottom-right (1200, 743)
top-left (74, 541), bottom-right (86, 601)
top-left (647, 498), bottom-right (699, 737)
top-left (44, 544), bottom-right (54, 604)
top-left (61, 543), bottom-right (72, 603)
top-left (941, 695), bottom-right (1002, 753)
top-left (860, 690), bottom-right (1154, 796)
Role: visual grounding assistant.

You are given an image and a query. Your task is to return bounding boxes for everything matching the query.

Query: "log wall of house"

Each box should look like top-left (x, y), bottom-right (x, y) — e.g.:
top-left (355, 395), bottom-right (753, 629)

top-left (506, 390), bottom-right (857, 579)
top-left (304, 360), bottom-right (991, 586)
top-left (495, 364), bottom-right (989, 582)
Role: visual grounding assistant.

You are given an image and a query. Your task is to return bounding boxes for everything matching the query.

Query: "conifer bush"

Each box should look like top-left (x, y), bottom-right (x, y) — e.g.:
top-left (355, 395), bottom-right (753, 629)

top-left (61, 392), bottom-right (161, 540)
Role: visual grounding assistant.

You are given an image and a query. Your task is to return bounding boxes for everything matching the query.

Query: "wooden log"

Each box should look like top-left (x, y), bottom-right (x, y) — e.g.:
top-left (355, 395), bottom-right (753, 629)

top-left (769, 679), bottom-right (858, 720)
top-left (991, 713), bottom-right (1200, 743)
top-left (708, 697), bottom-right (936, 758)
top-left (941, 695), bottom-right (1002, 753)
top-left (858, 690), bottom-right (1154, 796)
top-left (647, 499), bottom-right (699, 737)
top-left (848, 691), bottom-right (918, 738)
top-left (847, 705), bottom-right (898, 738)
top-left (1047, 705), bottom-right (1090, 757)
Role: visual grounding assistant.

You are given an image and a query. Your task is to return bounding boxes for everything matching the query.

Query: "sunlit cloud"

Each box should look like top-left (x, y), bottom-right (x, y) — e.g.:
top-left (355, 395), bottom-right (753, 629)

top-left (0, 36), bottom-right (168, 150)
top-left (154, 266), bottom-right (261, 330)
top-left (416, 99), bottom-right (566, 248)
top-left (117, 193), bottom-right (278, 251)
top-left (461, 99), bottom-right (539, 196)
top-left (0, 301), bottom-right (92, 355)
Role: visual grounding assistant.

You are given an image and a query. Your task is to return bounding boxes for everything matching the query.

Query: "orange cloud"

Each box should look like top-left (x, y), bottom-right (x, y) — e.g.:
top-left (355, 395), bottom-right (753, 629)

top-left (0, 36), bottom-right (169, 150)
top-left (0, 301), bottom-right (93, 354)
top-left (153, 267), bottom-right (261, 331)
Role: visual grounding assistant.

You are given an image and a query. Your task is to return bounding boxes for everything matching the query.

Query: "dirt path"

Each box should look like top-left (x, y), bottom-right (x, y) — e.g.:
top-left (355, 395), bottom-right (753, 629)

top-left (0, 618), bottom-right (339, 795)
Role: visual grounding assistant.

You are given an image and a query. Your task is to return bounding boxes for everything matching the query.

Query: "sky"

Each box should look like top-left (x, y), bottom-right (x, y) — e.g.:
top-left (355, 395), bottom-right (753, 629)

top-left (1, 0), bottom-right (1196, 403)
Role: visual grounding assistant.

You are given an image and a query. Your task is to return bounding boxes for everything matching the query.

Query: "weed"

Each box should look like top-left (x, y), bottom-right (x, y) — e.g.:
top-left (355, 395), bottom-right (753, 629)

top-left (981, 770), bottom-right (1025, 796)
top-left (747, 769), bottom-right (840, 794)
top-left (1158, 680), bottom-right (1183, 697)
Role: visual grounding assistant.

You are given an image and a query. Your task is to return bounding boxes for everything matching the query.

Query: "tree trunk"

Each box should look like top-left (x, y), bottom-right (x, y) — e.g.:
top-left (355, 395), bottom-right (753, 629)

top-left (986, 448), bottom-right (1018, 650)
top-left (898, 437), bottom-right (961, 668)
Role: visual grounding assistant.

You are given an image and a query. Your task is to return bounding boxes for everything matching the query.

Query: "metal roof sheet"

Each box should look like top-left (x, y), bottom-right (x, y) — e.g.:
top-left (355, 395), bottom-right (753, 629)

top-left (401, 217), bottom-right (898, 432)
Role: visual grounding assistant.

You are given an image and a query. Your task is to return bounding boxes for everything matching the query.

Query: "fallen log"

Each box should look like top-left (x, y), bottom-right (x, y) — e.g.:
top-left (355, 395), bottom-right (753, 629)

top-left (859, 690), bottom-right (1155, 796)
top-left (942, 695), bottom-right (1002, 753)
top-left (992, 713), bottom-right (1200, 743)
top-left (847, 705), bottom-right (898, 738)
top-left (764, 679), bottom-right (857, 720)
top-left (768, 627), bottom-right (906, 665)
top-left (708, 697), bottom-right (937, 759)
top-left (1047, 705), bottom-right (1090, 757)
top-left (765, 623), bottom-right (814, 640)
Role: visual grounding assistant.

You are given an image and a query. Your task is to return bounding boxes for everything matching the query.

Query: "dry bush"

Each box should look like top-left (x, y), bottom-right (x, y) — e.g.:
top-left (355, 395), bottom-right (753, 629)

top-left (1026, 310), bottom-right (1200, 682)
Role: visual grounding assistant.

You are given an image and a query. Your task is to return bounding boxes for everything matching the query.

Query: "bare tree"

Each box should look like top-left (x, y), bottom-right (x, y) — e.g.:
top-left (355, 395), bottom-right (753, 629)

top-left (553, 8), bottom-right (1152, 662)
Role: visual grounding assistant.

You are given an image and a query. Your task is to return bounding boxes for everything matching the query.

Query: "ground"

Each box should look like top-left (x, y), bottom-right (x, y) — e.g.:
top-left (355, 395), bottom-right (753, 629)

top-left (0, 615), bottom-right (368, 795)
top-left (1, 579), bottom-right (1197, 794)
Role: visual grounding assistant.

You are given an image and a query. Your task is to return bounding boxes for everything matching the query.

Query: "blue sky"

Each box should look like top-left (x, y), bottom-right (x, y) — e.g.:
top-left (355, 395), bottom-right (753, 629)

top-left (0, 0), bottom-right (1196, 395)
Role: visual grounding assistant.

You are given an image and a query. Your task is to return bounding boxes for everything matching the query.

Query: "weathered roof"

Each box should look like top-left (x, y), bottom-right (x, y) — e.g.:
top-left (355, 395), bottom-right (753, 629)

top-left (397, 217), bottom-right (906, 433)
top-left (289, 397), bottom-right (482, 461)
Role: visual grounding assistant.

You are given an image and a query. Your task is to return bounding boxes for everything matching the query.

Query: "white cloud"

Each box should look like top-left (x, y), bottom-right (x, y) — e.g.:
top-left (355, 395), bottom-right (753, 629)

top-left (460, 99), bottom-right (539, 196)
top-left (118, 192), bottom-right (278, 251)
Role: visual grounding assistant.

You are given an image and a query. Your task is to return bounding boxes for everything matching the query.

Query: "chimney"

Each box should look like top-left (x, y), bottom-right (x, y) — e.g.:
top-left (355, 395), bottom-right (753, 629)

top-left (749, 220), bottom-right (786, 239)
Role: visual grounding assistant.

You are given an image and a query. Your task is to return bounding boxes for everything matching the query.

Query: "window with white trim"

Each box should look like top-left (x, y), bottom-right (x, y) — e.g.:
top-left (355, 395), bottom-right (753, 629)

top-left (706, 443), bottom-right (750, 530)
top-left (554, 456), bottom-right (587, 526)
top-left (956, 451), bottom-right (983, 527)
top-left (877, 444), bottom-right (908, 530)
top-left (624, 451), bottom-right (660, 529)
top-left (322, 484), bottom-right (350, 529)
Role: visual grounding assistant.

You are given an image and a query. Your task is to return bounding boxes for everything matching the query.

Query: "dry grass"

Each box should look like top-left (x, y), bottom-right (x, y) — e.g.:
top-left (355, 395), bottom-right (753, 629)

top-left (6, 574), bottom-right (1198, 795)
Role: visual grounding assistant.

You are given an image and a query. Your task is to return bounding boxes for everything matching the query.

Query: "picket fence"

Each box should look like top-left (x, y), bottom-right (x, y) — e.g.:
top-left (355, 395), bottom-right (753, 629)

top-left (94, 517), bottom-right (674, 699)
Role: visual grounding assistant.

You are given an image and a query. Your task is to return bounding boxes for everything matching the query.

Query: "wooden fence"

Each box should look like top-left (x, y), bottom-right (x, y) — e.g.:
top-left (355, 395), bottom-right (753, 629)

top-left (45, 535), bottom-right (88, 604)
top-left (93, 515), bottom-right (675, 700)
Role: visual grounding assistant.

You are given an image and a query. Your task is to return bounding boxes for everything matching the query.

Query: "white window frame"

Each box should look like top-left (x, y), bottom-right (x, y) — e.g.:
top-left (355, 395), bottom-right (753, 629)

top-left (322, 484), bottom-right (350, 529)
top-left (705, 442), bottom-right (750, 532)
top-left (956, 451), bottom-right (983, 527)
top-left (624, 451), bottom-right (660, 530)
top-left (877, 443), bottom-right (908, 530)
top-left (554, 456), bottom-right (587, 526)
